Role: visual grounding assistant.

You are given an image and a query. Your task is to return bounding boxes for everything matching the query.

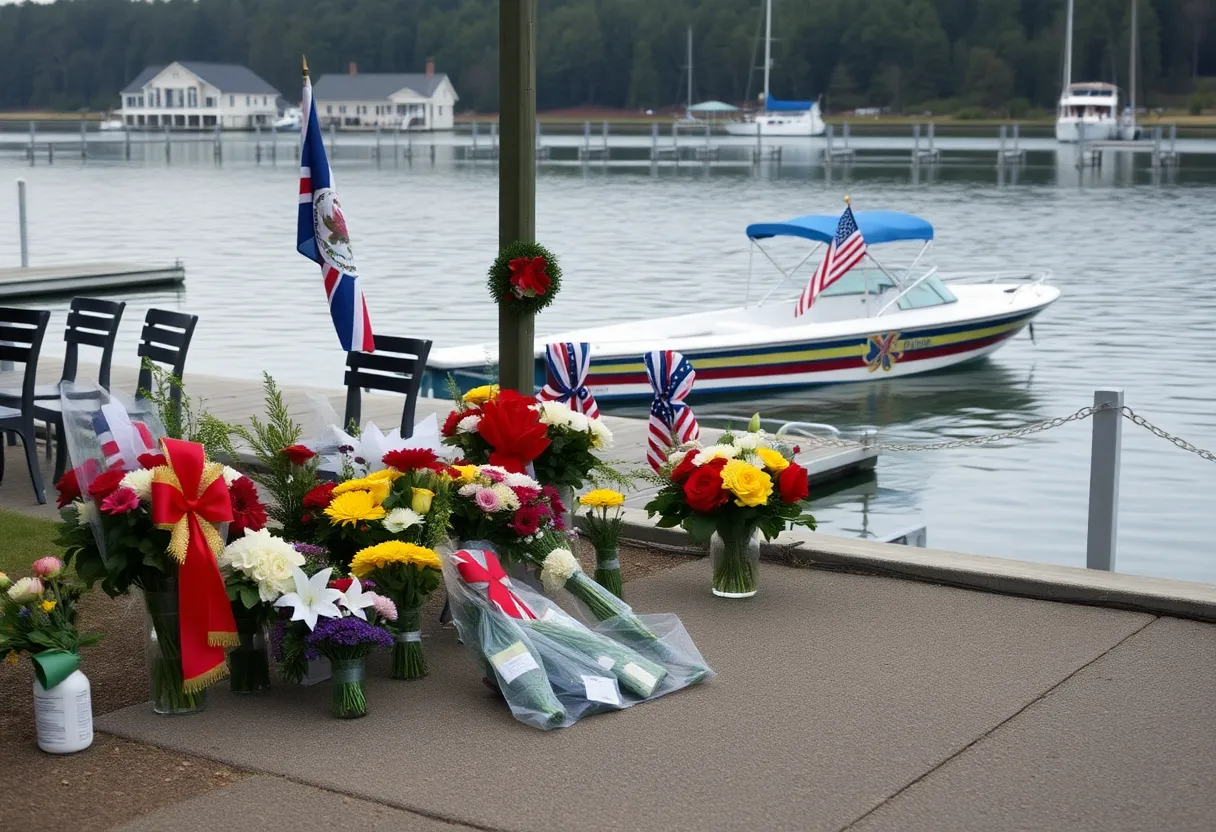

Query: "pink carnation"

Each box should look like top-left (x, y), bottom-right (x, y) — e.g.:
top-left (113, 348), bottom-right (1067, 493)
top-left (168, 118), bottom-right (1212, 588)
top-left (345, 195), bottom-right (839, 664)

top-left (100, 487), bottom-right (141, 515)
top-left (31, 557), bottom-right (63, 578)
top-left (475, 488), bottom-right (501, 512)
top-left (369, 593), bottom-right (398, 622)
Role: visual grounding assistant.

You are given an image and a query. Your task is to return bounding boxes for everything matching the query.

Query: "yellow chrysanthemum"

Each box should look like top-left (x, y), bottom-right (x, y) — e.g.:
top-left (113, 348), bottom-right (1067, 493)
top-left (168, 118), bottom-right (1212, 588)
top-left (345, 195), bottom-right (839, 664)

top-left (324, 490), bottom-right (387, 526)
top-left (365, 468), bottom-right (404, 483)
top-left (453, 465), bottom-right (479, 483)
top-left (332, 477), bottom-right (391, 504)
top-left (721, 459), bottom-right (774, 507)
top-left (350, 541), bottom-right (443, 578)
top-left (755, 447), bottom-right (790, 473)
top-left (462, 384), bottom-right (499, 406)
top-left (579, 489), bottom-right (625, 508)
top-left (41, 600), bottom-right (56, 613)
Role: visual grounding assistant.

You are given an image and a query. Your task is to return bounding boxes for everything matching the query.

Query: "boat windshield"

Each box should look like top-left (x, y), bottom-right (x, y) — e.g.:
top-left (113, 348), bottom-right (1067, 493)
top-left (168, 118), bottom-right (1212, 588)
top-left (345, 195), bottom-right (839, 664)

top-left (818, 269), bottom-right (957, 310)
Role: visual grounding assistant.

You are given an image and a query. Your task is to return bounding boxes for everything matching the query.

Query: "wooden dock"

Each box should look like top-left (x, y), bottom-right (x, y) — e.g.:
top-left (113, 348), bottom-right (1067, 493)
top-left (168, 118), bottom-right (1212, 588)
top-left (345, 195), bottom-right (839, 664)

top-left (0, 262), bottom-right (185, 299)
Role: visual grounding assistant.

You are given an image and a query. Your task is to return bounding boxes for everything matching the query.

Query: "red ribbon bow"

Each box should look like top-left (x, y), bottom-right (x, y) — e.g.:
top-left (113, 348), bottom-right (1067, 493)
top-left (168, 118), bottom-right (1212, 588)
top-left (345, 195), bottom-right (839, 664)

top-left (150, 438), bottom-right (238, 692)
top-left (451, 549), bottom-right (536, 620)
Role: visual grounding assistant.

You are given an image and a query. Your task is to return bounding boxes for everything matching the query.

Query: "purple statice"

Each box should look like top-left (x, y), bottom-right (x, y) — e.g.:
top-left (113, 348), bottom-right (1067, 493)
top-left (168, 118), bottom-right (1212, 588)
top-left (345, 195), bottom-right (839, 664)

top-left (293, 543), bottom-right (331, 576)
top-left (360, 579), bottom-right (376, 590)
top-left (305, 615), bottom-right (392, 659)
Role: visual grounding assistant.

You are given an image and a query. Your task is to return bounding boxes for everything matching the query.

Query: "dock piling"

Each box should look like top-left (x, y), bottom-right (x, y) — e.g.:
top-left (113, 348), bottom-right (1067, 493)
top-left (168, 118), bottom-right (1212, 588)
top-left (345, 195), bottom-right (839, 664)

top-left (329, 122), bottom-right (337, 160)
top-left (27, 121), bottom-right (34, 166)
top-left (164, 124), bottom-right (171, 162)
top-left (602, 120), bottom-right (609, 155)
top-left (79, 118), bottom-right (87, 161)
top-left (375, 123), bottom-right (381, 165)
top-left (17, 179), bottom-right (29, 268)
top-left (1086, 388), bottom-right (1124, 571)
top-left (255, 124), bottom-right (261, 163)
top-left (124, 126), bottom-right (131, 161)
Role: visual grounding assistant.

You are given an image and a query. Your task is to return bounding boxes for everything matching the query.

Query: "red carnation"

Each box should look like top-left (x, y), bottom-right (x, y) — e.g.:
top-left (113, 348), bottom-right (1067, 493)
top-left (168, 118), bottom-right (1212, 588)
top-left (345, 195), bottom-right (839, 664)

top-left (683, 458), bottom-right (729, 513)
top-left (138, 452), bottom-right (167, 469)
top-left (329, 577), bottom-right (355, 592)
top-left (777, 462), bottom-right (810, 504)
top-left (511, 505), bottom-right (543, 537)
top-left (228, 476), bottom-right (268, 537)
top-left (477, 390), bottom-right (550, 474)
top-left (55, 468), bottom-right (82, 509)
top-left (303, 482), bottom-right (336, 510)
top-left (441, 408), bottom-right (472, 438)
top-left (670, 453), bottom-right (699, 483)
top-left (87, 469), bottom-right (128, 502)
top-left (280, 444), bottom-right (316, 466)
top-left (382, 447), bottom-right (442, 472)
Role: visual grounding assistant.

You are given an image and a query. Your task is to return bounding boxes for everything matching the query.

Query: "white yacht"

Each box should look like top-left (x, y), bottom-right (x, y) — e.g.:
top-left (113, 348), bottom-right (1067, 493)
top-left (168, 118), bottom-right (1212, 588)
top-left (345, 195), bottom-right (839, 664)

top-left (1056, 82), bottom-right (1122, 143)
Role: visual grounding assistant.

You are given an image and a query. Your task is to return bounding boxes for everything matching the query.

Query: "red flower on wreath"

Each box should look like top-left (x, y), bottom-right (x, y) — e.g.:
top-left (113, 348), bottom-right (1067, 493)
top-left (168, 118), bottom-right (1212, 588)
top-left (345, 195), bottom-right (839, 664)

top-left (228, 476), bottom-right (268, 537)
top-left (508, 256), bottom-right (551, 299)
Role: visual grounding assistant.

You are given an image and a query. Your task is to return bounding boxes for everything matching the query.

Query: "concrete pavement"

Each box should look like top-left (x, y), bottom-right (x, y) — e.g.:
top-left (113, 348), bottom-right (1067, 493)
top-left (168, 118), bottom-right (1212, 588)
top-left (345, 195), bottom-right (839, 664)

top-left (97, 559), bottom-right (1216, 831)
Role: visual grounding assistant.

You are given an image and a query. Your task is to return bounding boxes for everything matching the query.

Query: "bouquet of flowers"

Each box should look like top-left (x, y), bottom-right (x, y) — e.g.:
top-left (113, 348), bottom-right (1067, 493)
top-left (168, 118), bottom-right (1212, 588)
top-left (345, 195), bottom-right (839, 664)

top-left (644, 417), bottom-right (816, 598)
top-left (273, 566), bottom-right (394, 718)
top-left (447, 464), bottom-right (567, 563)
top-left (441, 387), bottom-right (614, 491)
top-left (349, 541), bottom-right (443, 680)
top-left (1, 558), bottom-right (101, 685)
top-left (579, 489), bottom-right (626, 599)
top-left (56, 427), bottom-right (270, 713)
top-left (308, 447), bottom-right (455, 568)
top-left (218, 528), bottom-right (306, 692)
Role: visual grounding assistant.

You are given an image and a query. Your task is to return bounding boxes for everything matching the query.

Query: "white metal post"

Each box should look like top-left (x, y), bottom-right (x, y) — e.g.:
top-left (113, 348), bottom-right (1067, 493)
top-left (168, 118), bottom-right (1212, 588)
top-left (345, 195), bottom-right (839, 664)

top-left (17, 178), bottom-right (28, 268)
top-left (1086, 388), bottom-right (1124, 571)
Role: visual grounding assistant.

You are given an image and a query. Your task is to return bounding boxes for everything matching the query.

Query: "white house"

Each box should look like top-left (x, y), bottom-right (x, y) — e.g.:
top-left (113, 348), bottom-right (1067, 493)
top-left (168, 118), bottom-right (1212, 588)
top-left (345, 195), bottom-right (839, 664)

top-left (312, 62), bottom-right (458, 131)
top-left (118, 62), bottom-right (281, 130)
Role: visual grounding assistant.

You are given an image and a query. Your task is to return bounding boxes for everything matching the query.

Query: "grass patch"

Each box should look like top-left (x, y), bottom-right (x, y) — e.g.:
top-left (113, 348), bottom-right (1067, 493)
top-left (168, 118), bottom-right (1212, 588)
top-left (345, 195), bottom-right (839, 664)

top-left (0, 508), bottom-right (64, 575)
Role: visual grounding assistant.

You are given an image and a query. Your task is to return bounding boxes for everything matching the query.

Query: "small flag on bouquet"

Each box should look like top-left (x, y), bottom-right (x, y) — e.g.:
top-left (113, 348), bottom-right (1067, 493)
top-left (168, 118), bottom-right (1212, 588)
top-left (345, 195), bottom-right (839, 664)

top-left (297, 57), bottom-right (375, 353)
top-left (795, 197), bottom-right (868, 317)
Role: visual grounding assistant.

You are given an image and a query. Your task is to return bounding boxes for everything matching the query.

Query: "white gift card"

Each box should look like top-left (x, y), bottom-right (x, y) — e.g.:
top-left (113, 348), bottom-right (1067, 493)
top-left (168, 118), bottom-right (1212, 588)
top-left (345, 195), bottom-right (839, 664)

top-left (581, 674), bottom-right (621, 706)
top-left (490, 641), bottom-right (540, 685)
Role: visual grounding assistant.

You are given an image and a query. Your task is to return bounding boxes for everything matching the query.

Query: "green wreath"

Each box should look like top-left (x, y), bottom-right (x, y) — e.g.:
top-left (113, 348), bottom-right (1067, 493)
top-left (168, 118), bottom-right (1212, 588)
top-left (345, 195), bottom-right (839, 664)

top-left (487, 241), bottom-right (562, 316)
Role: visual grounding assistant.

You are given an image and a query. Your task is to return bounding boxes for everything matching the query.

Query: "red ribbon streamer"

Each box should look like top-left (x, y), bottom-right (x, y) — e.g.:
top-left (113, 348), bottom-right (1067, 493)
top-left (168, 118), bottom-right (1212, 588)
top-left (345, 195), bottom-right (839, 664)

top-left (150, 438), bottom-right (238, 692)
top-left (451, 549), bottom-right (536, 620)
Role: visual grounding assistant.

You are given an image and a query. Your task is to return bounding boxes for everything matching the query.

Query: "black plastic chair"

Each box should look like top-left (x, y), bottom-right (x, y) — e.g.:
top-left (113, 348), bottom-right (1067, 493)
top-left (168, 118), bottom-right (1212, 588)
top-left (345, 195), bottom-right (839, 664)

top-left (343, 335), bottom-right (432, 437)
top-left (133, 308), bottom-right (199, 416)
top-left (0, 308), bottom-right (52, 503)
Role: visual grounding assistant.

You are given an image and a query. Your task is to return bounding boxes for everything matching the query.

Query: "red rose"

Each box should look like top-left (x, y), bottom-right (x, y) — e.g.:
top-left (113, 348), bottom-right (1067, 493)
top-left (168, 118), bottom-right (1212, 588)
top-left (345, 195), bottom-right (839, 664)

top-left (382, 448), bottom-right (442, 472)
top-left (777, 463), bottom-right (809, 504)
top-left (670, 453), bottom-right (698, 483)
top-left (683, 458), bottom-right (729, 513)
top-left (55, 468), bottom-right (82, 509)
top-left (280, 444), bottom-right (316, 466)
top-left (441, 408), bottom-right (471, 438)
top-left (87, 469), bottom-right (128, 501)
top-left (303, 482), bottom-right (336, 510)
top-left (478, 390), bottom-right (550, 473)
top-left (228, 476), bottom-right (268, 537)
top-left (329, 577), bottom-right (354, 592)
top-left (138, 452), bottom-right (167, 469)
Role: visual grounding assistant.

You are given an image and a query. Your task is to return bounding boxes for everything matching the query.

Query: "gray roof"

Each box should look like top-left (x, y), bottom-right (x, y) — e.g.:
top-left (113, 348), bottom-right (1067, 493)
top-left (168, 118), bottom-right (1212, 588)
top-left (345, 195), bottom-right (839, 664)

top-left (312, 73), bottom-right (451, 101)
top-left (121, 62), bottom-right (280, 96)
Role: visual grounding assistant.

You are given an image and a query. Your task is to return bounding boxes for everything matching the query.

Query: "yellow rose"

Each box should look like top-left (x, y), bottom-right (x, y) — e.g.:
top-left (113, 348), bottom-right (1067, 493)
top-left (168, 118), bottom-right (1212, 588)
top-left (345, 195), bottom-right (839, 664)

top-left (462, 385), bottom-right (499, 406)
top-left (579, 489), bottom-right (625, 508)
top-left (720, 459), bottom-right (774, 507)
top-left (411, 487), bottom-right (435, 515)
top-left (755, 447), bottom-right (790, 473)
top-left (41, 600), bottom-right (56, 613)
top-left (453, 465), bottom-right (479, 483)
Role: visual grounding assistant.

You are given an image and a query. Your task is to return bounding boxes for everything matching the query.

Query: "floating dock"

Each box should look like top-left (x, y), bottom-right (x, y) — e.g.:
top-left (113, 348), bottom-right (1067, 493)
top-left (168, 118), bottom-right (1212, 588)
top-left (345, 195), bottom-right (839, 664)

top-left (0, 261), bottom-right (185, 299)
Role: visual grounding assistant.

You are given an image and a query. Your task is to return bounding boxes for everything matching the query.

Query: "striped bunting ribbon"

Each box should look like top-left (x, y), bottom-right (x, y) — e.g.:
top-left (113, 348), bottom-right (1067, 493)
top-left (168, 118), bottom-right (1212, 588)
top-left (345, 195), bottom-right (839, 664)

top-left (644, 350), bottom-right (699, 471)
top-left (536, 341), bottom-right (599, 419)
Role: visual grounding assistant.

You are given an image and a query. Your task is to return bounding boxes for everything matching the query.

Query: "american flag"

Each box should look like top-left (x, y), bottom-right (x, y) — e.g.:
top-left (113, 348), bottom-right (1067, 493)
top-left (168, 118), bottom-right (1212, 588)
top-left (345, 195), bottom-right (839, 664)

top-left (92, 409), bottom-right (153, 469)
top-left (297, 65), bottom-right (375, 353)
top-left (795, 204), bottom-right (868, 317)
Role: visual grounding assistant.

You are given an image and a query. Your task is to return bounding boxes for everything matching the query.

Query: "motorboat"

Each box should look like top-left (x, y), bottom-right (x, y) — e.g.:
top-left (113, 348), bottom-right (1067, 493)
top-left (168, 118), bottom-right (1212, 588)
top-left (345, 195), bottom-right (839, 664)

top-left (1056, 82), bottom-right (1122, 143)
top-left (722, 0), bottom-right (825, 138)
top-left (274, 107), bottom-right (302, 131)
top-left (98, 117), bottom-right (125, 131)
top-left (424, 211), bottom-right (1060, 401)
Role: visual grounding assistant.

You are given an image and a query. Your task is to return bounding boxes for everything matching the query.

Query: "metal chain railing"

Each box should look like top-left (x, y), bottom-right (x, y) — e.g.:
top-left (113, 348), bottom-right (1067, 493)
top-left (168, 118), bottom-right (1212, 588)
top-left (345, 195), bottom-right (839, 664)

top-left (786, 402), bottom-right (1215, 463)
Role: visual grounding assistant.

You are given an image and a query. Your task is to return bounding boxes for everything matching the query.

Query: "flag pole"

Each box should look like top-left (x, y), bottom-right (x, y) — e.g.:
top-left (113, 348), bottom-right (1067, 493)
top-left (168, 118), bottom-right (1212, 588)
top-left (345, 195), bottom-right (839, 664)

top-left (302, 55), bottom-right (309, 77)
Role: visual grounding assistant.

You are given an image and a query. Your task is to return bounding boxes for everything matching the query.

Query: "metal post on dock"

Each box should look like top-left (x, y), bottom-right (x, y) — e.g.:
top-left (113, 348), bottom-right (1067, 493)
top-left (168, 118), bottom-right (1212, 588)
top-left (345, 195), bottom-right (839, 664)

top-left (47, 143), bottom-right (53, 165)
top-left (214, 123), bottom-right (222, 164)
top-left (491, 120), bottom-right (498, 158)
top-left (755, 118), bottom-right (762, 164)
top-left (998, 125), bottom-right (1007, 166)
top-left (407, 124), bottom-right (414, 162)
top-left (17, 179), bottom-right (29, 268)
top-left (1170, 123), bottom-right (1177, 156)
top-left (255, 123), bottom-right (262, 163)
top-left (1152, 126), bottom-right (1162, 169)
top-left (80, 118), bottom-right (87, 160)
top-left (842, 120), bottom-right (850, 150)
top-left (329, 122), bottom-right (337, 160)
top-left (472, 120), bottom-right (480, 158)
top-left (164, 124), bottom-right (171, 162)
top-left (672, 122), bottom-right (679, 166)
top-left (1013, 122), bottom-right (1020, 156)
top-left (927, 122), bottom-right (936, 157)
top-left (374, 123), bottom-right (381, 165)
top-left (824, 123), bottom-right (834, 163)
top-left (602, 120), bottom-right (608, 155)
top-left (393, 127), bottom-right (399, 167)
top-left (912, 123), bottom-right (921, 163)
top-left (271, 129), bottom-right (277, 165)
top-left (1086, 389), bottom-right (1124, 571)
top-left (27, 121), bottom-right (35, 166)
top-left (705, 121), bottom-right (711, 160)
top-left (124, 126), bottom-right (131, 161)
top-left (582, 121), bottom-right (589, 161)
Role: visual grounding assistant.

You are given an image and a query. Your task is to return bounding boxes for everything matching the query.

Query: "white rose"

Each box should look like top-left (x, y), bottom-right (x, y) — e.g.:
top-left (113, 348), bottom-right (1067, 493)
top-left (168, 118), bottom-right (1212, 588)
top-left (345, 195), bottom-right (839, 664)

top-left (456, 415), bottom-right (481, 434)
top-left (540, 548), bottom-right (581, 594)
top-left (119, 468), bottom-right (154, 502)
top-left (382, 507), bottom-right (423, 534)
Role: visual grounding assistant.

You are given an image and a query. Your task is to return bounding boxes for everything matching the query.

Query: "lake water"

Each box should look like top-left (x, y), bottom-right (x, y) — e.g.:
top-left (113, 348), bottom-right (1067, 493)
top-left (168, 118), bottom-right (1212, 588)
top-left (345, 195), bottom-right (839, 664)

top-left (1, 137), bottom-right (1214, 583)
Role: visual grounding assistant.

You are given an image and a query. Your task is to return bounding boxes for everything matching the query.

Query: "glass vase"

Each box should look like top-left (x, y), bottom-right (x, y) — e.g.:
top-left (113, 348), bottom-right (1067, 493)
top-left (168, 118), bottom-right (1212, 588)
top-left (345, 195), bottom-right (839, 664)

top-left (390, 606), bottom-right (427, 680)
top-left (710, 524), bottom-right (761, 599)
top-left (331, 657), bottom-right (368, 718)
top-left (593, 545), bottom-right (624, 600)
top-left (143, 581), bottom-right (207, 715)
top-left (229, 604), bottom-right (270, 694)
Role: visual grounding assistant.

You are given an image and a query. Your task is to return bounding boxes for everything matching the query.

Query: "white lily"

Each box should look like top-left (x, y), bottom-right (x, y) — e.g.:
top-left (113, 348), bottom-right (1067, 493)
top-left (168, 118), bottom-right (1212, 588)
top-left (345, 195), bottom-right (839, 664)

top-left (274, 566), bottom-right (343, 631)
top-left (339, 575), bottom-right (377, 621)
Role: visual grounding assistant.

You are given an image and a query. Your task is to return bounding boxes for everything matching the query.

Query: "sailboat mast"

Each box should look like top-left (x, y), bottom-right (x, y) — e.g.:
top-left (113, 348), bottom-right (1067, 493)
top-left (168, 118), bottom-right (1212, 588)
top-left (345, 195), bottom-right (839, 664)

top-left (1129, 0), bottom-right (1137, 122)
top-left (687, 25), bottom-right (693, 112)
top-left (763, 0), bottom-right (772, 109)
top-left (1063, 0), bottom-right (1074, 91)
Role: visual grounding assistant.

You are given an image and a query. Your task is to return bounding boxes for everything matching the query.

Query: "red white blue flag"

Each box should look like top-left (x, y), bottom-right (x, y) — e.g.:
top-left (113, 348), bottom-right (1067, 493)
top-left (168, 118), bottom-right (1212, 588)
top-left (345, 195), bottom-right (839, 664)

top-left (644, 350), bottom-right (699, 471)
top-left (297, 69), bottom-right (375, 353)
top-left (796, 203), bottom-right (867, 317)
